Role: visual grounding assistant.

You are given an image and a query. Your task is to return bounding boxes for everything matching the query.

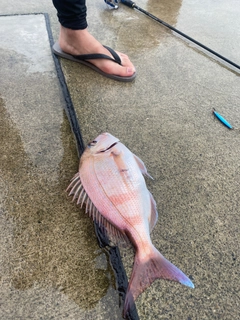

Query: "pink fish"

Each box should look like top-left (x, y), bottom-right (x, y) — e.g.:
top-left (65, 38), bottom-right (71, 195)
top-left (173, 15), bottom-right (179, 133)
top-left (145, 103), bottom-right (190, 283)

top-left (67, 132), bottom-right (194, 317)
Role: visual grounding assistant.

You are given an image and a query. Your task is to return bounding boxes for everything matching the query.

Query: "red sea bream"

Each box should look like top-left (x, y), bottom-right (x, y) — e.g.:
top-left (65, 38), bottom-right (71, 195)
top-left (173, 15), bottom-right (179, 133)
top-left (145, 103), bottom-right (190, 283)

top-left (67, 132), bottom-right (194, 317)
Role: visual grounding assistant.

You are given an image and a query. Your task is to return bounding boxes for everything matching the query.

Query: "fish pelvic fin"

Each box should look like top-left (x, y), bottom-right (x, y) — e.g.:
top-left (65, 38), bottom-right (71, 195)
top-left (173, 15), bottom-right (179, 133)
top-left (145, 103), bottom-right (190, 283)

top-left (123, 246), bottom-right (194, 317)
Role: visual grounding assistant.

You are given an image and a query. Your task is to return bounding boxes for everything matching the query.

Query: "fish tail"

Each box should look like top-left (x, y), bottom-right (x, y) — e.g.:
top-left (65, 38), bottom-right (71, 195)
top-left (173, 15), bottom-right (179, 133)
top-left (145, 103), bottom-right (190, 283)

top-left (123, 245), bottom-right (194, 318)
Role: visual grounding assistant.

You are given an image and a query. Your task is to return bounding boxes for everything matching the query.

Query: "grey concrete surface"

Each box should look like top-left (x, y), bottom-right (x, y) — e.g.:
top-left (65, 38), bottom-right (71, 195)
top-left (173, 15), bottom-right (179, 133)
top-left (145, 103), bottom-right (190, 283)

top-left (0, 1), bottom-right (240, 319)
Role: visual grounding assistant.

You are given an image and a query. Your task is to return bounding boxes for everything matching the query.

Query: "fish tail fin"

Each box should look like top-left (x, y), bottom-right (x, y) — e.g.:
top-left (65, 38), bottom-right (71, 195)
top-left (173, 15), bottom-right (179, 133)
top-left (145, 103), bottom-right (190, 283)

top-left (123, 246), bottom-right (194, 318)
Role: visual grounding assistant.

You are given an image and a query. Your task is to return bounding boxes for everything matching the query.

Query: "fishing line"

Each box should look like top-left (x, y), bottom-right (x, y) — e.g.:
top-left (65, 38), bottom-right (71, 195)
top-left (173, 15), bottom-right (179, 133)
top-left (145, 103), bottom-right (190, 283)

top-left (121, 0), bottom-right (240, 72)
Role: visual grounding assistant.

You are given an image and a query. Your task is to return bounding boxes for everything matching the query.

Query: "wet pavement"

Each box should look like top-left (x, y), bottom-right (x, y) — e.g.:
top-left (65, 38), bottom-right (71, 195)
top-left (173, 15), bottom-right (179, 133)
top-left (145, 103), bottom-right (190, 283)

top-left (0, 1), bottom-right (240, 319)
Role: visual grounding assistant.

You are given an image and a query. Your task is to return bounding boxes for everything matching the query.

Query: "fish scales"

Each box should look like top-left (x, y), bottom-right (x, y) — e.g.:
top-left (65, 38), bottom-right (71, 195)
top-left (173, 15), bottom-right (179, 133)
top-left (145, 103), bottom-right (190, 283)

top-left (81, 142), bottom-right (152, 248)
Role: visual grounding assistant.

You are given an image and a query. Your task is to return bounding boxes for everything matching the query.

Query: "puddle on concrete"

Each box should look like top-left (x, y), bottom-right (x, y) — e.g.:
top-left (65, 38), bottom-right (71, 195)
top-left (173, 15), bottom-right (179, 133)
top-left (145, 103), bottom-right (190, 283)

top-left (0, 15), bottom-right (53, 74)
top-left (177, 0), bottom-right (240, 63)
top-left (0, 14), bottom-right (123, 320)
top-left (1, 0), bottom-right (240, 318)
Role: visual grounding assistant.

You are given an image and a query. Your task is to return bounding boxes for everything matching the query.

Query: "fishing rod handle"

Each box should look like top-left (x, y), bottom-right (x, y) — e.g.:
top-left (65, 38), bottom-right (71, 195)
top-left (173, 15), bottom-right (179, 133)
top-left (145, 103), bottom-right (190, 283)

top-left (121, 0), bottom-right (136, 8)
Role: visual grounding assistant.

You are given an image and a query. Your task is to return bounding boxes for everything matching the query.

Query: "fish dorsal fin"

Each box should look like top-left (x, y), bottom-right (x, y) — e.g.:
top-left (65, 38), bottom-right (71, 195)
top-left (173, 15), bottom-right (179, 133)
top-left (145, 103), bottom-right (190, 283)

top-left (148, 191), bottom-right (158, 232)
top-left (133, 154), bottom-right (153, 179)
top-left (66, 173), bottom-right (130, 247)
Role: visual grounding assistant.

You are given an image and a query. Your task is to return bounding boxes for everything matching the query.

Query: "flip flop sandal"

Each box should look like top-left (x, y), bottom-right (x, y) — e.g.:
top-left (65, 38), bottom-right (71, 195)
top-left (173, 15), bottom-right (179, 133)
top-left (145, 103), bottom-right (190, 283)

top-left (52, 42), bottom-right (136, 82)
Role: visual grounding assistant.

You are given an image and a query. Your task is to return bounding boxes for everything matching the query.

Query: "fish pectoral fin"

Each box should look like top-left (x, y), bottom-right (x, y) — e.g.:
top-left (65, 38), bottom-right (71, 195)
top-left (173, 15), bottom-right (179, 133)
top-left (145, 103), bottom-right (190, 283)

top-left (133, 154), bottom-right (153, 179)
top-left (123, 246), bottom-right (194, 317)
top-left (148, 191), bottom-right (158, 232)
top-left (111, 150), bottom-right (129, 172)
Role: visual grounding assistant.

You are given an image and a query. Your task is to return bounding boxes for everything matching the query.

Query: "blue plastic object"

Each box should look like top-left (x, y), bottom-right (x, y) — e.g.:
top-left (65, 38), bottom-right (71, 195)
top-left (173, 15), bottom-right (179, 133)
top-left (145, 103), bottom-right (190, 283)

top-left (212, 109), bottom-right (233, 129)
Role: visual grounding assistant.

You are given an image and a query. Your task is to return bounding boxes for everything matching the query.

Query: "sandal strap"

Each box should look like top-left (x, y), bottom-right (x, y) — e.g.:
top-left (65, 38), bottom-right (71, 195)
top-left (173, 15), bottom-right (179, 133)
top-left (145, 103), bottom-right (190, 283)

top-left (73, 45), bottom-right (122, 65)
top-left (104, 45), bottom-right (121, 64)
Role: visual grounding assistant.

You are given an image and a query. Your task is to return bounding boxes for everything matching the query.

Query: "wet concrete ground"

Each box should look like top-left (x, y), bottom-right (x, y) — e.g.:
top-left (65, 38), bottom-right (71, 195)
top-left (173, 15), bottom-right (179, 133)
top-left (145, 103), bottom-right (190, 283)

top-left (0, 1), bottom-right (240, 319)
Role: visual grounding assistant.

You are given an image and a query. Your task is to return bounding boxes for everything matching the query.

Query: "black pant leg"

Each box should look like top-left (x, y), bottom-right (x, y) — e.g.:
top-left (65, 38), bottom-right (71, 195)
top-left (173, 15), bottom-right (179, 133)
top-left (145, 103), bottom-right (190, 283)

top-left (52, 0), bottom-right (88, 30)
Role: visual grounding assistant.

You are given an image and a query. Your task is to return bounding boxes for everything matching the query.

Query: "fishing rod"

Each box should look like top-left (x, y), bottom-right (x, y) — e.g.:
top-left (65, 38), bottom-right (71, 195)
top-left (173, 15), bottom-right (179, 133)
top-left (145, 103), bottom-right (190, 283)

top-left (121, 0), bottom-right (240, 71)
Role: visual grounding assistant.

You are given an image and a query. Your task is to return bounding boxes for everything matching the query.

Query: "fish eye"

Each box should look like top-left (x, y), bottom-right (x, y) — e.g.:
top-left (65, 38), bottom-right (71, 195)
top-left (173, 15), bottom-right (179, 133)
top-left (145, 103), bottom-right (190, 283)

top-left (88, 140), bottom-right (97, 147)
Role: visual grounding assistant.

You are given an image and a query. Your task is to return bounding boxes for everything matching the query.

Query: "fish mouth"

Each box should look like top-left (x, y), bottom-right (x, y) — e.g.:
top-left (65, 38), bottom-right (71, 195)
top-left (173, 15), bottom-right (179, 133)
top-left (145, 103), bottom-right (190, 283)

top-left (97, 142), bottom-right (118, 153)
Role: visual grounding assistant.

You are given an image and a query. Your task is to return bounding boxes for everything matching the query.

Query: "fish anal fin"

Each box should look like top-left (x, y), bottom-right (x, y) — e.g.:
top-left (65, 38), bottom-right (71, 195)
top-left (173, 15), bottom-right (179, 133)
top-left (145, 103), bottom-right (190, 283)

top-left (123, 246), bottom-right (194, 317)
top-left (97, 214), bottom-right (130, 247)
top-left (148, 191), bottom-right (158, 232)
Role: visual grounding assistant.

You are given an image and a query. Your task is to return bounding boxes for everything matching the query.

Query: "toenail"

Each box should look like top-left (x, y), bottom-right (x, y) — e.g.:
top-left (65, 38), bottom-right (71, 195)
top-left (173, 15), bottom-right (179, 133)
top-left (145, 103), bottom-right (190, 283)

top-left (127, 67), bottom-right (135, 74)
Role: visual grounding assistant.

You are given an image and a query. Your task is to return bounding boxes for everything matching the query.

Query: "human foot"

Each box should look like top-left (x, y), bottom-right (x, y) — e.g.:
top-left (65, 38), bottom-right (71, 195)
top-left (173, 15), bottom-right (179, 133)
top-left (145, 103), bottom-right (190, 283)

top-left (57, 26), bottom-right (136, 80)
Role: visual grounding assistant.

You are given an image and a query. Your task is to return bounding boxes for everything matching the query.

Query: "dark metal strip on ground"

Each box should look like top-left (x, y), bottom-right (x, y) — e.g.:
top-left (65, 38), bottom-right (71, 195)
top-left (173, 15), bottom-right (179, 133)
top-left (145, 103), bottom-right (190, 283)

top-left (44, 13), bottom-right (139, 320)
top-left (44, 13), bottom-right (85, 157)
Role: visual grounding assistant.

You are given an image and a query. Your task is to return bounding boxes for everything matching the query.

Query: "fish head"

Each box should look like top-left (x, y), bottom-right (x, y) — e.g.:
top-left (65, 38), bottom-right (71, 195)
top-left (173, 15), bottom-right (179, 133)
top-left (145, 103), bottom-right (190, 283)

top-left (83, 133), bottom-right (120, 159)
top-left (87, 132), bottom-right (119, 154)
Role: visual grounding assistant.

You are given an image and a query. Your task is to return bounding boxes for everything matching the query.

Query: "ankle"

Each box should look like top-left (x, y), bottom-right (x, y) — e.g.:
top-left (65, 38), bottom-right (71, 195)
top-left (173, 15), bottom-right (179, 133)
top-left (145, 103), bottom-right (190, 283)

top-left (59, 26), bottom-right (90, 55)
